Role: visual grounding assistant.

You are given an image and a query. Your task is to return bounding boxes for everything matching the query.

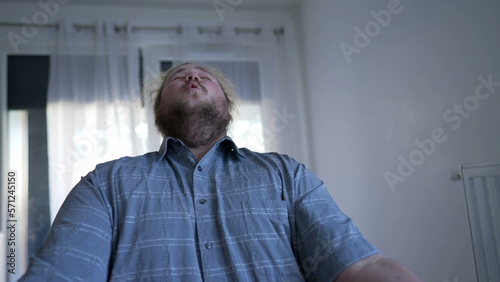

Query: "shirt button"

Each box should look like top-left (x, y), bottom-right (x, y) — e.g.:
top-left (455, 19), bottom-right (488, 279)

top-left (176, 141), bottom-right (181, 147)
top-left (197, 166), bottom-right (202, 171)
top-left (199, 198), bottom-right (206, 204)
top-left (205, 242), bottom-right (212, 249)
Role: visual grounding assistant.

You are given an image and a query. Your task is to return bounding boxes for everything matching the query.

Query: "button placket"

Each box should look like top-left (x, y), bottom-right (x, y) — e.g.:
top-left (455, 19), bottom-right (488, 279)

top-left (192, 159), bottom-right (216, 277)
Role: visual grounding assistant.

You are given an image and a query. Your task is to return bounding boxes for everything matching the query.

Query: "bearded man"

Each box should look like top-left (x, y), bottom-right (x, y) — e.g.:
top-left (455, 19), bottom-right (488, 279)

top-left (20, 63), bottom-right (421, 281)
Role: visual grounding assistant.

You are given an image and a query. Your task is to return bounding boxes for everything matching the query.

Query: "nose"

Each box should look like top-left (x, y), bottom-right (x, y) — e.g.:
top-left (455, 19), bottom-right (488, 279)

top-left (185, 71), bottom-right (200, 82)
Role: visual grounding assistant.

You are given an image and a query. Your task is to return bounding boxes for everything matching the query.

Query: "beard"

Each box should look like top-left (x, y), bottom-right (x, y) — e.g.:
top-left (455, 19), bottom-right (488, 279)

top-left (155, 99), bottom-right (232, 148)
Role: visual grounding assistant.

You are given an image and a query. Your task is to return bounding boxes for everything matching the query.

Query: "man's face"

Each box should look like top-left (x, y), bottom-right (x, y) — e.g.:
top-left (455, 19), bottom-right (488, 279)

top-left (159, 64), bottom-right (228, 114)
top-left (154, 63), bottom-right (232, 146)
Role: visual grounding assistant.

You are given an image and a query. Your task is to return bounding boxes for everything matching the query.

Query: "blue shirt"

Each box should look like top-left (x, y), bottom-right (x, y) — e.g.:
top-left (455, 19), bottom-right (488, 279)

top-left (20, 137), bottom-right (379, 281)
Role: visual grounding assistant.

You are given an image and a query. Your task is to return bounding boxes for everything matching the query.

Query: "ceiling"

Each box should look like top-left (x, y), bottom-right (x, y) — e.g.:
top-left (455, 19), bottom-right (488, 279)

top-left (1, 0), bottom-right (301, 11)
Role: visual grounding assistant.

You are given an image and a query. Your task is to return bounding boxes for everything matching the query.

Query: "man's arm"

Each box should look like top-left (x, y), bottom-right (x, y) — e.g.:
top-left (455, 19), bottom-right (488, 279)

top-left (19, 175), bottom-right (112, 281)
top-left (335, 253), bottom-right (422, 282)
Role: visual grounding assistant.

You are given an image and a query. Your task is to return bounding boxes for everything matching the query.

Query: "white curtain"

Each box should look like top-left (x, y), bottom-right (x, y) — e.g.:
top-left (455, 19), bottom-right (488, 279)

top-left (47, 19), bottom-right (146, 221)
top-left (141, 22), bottom-right (310, 165)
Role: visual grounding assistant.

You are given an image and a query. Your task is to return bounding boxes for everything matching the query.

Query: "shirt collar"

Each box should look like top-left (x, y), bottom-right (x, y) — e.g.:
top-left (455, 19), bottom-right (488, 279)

top-left (158, 136), bottom-right (246, 159)
top-left (219, 136), bottom-right (247, 159)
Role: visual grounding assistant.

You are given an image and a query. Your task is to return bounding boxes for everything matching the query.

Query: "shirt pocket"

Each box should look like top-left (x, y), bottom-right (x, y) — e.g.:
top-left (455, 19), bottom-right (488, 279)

top-left (241, 200), bottom-right (289, 236)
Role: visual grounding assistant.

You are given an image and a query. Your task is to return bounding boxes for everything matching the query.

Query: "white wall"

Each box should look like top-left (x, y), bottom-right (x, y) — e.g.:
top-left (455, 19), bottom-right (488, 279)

top-left (297, 0), bottom-right (500, 281)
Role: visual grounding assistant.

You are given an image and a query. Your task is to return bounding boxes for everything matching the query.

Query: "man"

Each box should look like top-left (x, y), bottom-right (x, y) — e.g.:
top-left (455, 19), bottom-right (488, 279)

top-left (20, 63), bottom-right (421, 281)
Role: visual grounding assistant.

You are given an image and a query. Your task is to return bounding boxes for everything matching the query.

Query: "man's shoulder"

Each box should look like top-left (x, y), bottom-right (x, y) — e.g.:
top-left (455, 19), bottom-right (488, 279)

top-left (92, 151), bottom-right (160, 174)
top-left (236, 148), bottom-right (301, 169)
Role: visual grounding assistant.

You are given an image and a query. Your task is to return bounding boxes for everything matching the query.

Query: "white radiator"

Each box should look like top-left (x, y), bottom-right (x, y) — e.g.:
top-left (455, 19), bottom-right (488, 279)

top-left (460, 163), bottom-right (500, 282)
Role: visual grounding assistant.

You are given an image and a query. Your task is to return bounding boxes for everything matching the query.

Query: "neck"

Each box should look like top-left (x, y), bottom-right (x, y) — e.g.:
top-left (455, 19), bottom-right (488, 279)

top-left (186, 134), bottom-right (225, 162)
top-left (188, 144), bottom-right (214, 162)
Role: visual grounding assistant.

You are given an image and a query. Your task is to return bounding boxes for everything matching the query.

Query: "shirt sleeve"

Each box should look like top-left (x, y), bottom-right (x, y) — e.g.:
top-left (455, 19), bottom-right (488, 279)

top-left (292, 164), bottom-right (380, 281)
top-left (19, 172), bottom-right (112, 281)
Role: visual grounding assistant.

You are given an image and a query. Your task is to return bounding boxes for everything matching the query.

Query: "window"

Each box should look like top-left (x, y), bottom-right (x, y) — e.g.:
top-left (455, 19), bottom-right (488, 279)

top-left (6, 55), bottom-right (52, 277)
